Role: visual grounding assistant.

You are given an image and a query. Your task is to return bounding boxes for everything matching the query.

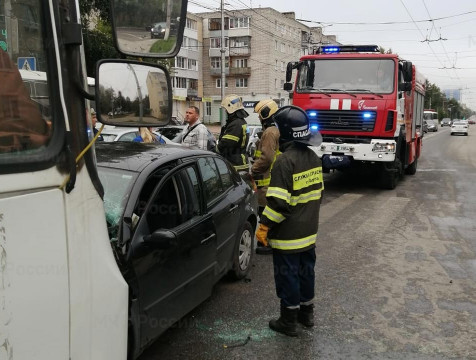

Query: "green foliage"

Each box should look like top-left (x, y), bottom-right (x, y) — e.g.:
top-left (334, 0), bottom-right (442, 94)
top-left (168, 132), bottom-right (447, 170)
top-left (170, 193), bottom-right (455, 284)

top-left (83, 22), bottom-right (120, 77)
top-left (424, 80), bottom-right (475, 120)
top-left (150, 37), bottom-right (176, 53)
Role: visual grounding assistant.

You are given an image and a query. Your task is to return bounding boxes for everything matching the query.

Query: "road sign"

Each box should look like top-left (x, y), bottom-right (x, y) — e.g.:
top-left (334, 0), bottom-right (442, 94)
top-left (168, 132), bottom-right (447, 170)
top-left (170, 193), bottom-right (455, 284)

top-left (17, 57), bottom-right (36, 71)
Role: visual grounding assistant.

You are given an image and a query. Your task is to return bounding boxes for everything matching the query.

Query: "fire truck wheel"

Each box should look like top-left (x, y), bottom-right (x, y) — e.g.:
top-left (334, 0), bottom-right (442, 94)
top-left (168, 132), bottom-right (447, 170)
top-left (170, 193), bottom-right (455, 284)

top-left (380, 160), bottom-right (401, 190)
top-left (405, 159), bottom-right (418, 175)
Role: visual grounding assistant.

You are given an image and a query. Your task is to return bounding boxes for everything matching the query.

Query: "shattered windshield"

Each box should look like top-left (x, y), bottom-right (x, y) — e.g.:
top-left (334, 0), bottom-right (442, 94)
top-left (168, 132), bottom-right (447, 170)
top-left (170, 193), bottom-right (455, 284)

top-left (297, 59), bottom-right (395, 94)
top-left (98, 167), bottom-right (136, 240)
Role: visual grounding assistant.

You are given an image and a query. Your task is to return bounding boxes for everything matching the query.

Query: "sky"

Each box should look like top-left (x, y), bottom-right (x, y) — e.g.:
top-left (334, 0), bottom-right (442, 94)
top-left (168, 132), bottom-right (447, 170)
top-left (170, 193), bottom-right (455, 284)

top-left (188, 0), bottom-right (476, 111)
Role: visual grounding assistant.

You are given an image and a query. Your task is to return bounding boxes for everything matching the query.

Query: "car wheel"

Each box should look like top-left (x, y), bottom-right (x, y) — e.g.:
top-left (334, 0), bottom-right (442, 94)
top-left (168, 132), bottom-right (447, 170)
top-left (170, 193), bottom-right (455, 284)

top-left (229, 220), bottom-right (254, 280)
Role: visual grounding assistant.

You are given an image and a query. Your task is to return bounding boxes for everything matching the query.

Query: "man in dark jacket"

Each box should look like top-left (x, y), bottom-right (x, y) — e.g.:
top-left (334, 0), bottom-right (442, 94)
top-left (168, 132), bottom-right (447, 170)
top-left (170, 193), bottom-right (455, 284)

top-left (217, 94), bottom-right (249, 171)
top-left (256, 105), bottom-right (323, 337)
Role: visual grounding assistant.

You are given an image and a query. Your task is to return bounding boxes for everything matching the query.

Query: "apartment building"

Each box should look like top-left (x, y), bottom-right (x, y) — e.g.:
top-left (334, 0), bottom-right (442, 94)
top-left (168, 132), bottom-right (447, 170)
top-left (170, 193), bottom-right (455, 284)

top-left (170, 13), bottom-right (204, 123)
top-left (197, 8), bottom-right (339, 124)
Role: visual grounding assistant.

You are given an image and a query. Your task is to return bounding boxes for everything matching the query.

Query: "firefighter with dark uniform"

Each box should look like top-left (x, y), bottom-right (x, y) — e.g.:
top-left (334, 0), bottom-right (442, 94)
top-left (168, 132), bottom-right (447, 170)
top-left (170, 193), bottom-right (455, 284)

top-left (217, 94), bottom-right (250, 171)
top-left (256, 105), bottom-right (323, 337)
top-left (252, 99), bottom-right (280, 255)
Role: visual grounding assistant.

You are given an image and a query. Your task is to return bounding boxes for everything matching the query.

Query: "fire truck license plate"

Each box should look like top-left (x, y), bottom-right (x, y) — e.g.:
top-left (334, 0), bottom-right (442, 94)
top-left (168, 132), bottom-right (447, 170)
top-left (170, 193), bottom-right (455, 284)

top-left (329, 145), bottom-right (350, 152)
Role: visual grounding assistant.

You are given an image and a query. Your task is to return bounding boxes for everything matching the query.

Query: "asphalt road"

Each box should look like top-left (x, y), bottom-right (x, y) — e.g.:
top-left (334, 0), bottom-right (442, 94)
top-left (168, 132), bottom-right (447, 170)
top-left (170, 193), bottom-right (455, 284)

top-left (139, 126), bottom-right (476, 360)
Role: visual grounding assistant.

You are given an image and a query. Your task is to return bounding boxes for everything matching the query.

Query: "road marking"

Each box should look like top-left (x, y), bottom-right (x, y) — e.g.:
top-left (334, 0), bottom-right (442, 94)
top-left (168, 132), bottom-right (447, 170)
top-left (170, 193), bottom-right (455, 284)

top-left (320, 193), bottom-right (363, 224)
top-left (418, 169), bottom-right (457, 172)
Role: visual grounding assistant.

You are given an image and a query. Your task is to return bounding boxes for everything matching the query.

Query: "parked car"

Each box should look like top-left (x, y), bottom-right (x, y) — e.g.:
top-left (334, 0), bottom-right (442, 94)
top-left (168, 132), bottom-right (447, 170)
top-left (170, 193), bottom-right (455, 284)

top-left (422, 120), bottom-right (428, 133)
top-left (426, 119), bottom-right (438, 132)
top-left (96, 142), bottom-right (258, 359)
top-left (100, 126), bottom-right (174, 144)
top-left (441, 118), bottom-right (451, 127)
top-left (450, 121), bottom-right (469, 136)
top-left (150, 22), bottom-right (166, 39)
top-left (468, 119), bottom-right (475, 125)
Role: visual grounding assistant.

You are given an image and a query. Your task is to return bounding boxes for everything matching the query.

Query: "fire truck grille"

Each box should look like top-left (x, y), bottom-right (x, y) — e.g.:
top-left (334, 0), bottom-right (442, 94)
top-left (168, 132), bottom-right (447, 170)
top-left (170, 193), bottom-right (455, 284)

top-left (310, 110), bottom-right (376, 132)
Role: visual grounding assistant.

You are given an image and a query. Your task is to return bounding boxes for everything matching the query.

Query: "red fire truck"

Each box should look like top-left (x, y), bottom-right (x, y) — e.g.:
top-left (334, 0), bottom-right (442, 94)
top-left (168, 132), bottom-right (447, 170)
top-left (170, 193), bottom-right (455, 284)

top-left (284, 45), bottom-right (426, 189)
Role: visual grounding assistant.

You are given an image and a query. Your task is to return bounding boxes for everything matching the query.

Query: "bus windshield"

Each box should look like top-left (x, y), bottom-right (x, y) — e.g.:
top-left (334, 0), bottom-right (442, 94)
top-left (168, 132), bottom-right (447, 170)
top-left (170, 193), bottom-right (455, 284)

top-left (423, 111), bottom-right (438, 121)
top-left (297, 59), bottom-right (395, 94)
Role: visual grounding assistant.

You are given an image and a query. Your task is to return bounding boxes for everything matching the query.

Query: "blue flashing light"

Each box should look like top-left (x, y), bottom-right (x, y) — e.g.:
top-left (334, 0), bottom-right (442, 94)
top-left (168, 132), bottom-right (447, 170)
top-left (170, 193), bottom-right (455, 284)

top-left (310, 124), bottom-right (319, 131)
top-left (322, 46), bottom-right (340, 53)
top-left (308, 111), bottom-right (318, 118)
top-left (363, 112), bottom-right (372, 119)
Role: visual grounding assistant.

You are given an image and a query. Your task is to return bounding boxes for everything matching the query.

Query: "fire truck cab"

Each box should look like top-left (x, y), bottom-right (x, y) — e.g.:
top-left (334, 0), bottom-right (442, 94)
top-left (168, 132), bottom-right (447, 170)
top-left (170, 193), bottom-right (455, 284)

top-left (285, 45), bottom-right (426, 189)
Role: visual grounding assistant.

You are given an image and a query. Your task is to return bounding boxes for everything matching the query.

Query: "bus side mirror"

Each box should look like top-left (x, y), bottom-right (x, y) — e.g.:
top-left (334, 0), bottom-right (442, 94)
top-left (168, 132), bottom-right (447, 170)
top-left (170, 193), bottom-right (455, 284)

top-left (398, 82), bottom-right (412, 92)
top-left (283, 82), bottom-right (293, 91)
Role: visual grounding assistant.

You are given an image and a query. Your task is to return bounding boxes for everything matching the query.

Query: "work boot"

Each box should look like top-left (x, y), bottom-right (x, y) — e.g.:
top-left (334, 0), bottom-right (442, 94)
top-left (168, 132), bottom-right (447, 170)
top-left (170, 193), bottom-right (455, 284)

top-left (269, 307), bottom-right (298, 337)
top-left (298, 304), bottom-right (314, 327)
top-left (256, 245), bottom-right (272, 255)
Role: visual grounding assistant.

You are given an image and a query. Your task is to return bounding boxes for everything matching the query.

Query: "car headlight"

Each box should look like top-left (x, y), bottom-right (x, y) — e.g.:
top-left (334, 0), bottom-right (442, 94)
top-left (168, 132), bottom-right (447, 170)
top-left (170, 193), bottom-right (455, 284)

top-left (372, 143), bottom-right (395, 152)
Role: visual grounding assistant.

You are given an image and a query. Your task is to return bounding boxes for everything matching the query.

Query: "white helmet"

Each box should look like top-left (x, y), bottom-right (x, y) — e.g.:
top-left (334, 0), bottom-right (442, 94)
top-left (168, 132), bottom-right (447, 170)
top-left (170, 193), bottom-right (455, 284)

top-left (221, 94), bottom-right (245, 114)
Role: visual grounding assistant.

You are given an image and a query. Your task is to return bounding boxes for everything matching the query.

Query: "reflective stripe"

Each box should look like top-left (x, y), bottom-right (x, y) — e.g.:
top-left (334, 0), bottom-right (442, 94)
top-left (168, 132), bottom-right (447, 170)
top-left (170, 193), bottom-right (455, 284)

top-left (254, 150), bottom-right (262, 158)
top-left (242, 125), bottom-right (247, 147)
top-left (267, 187), bottom-right (291, 202)
top-left (293, 167), bottom-right (323, 191)
top-left (269, 234), bottom-right (317, 250)
top-left (223, 134), bottom-right (240, 142)
top-left (262, 206), bottom-right (285, 223)
top-left (234, 164), bottom-right (249, 171)
top-left (289, 189), bottom-right (322, 205)
top-left (256, 178), bottom-right (270, 187)
top-left (241, 154), bottom-right (247, 166)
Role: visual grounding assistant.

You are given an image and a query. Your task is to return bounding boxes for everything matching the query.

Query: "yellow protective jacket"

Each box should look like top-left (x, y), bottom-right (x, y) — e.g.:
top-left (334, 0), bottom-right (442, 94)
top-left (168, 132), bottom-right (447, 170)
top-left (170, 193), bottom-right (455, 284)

top-left (251, 126), bottom-right (280, 207)
top-left (260, 142), bottom-right (323, 253)
top-left (217, 116), bottom-right (249, 171)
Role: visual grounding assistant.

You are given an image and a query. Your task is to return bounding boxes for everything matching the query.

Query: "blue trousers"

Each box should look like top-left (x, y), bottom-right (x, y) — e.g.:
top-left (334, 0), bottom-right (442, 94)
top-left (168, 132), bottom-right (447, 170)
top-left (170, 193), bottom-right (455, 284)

top-left (272, 248), bottom-right (316, 308)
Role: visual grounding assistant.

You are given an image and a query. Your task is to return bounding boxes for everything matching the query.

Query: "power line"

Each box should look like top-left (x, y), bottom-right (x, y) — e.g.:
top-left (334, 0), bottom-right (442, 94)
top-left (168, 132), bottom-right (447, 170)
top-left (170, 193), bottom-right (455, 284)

top-left (296, 9), bottom-right (476, 26)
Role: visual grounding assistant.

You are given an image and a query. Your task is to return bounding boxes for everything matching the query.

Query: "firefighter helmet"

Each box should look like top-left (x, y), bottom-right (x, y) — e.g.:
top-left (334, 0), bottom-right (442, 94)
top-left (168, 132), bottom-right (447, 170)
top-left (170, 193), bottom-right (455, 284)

top-left (221, 94), bottom-right (245, 114)
top-left (254, 99), bottom-right (278, 122)
top-left (272, 105), bottom-right (322, 146)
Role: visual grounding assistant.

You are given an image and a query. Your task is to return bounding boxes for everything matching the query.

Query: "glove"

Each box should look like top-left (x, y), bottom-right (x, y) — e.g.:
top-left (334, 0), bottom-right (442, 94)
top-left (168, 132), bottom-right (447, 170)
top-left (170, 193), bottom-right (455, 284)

top-left (256, 223), bottom-right (269, 247)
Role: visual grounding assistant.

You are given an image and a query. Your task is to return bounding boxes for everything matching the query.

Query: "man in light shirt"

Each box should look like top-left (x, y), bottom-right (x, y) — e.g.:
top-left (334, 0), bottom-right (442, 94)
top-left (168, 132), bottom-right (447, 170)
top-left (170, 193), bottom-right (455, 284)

top-left (181, 106), bottom-right (209, 150)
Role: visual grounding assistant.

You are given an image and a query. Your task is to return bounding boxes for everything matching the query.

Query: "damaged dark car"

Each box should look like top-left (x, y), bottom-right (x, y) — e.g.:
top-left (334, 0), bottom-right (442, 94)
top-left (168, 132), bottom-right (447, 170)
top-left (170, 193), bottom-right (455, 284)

top-left (96, 142), bottom-right (258, 359)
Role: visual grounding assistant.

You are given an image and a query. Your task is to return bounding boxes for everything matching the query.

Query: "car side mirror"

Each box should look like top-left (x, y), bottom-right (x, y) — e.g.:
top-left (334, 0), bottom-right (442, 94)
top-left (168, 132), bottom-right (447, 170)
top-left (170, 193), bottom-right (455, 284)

top-left (143, 229), bottom-right (177, 249)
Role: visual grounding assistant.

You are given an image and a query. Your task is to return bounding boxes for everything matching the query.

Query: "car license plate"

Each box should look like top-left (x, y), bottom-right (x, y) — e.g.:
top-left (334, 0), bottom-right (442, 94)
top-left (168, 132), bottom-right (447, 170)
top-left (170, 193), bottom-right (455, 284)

top-left (329, 145), bottom-right (350, 152)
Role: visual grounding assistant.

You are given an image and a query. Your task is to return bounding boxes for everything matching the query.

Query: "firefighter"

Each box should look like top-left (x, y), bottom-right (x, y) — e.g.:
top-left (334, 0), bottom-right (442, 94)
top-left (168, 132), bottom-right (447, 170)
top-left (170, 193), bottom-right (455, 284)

top-left (256, 105), bottom-right (323, 337)
top-left (252, 99), bottom-right (280, 255)
top-left (217, 95), bottom-right (249, 171)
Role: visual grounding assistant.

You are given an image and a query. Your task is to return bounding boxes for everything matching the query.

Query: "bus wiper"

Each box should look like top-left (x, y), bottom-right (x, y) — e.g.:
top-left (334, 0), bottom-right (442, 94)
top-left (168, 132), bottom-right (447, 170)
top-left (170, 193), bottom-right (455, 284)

top-left (347, 89), bottom-right (384, 98)
top-left (320, 88), bottom-right (357, 98)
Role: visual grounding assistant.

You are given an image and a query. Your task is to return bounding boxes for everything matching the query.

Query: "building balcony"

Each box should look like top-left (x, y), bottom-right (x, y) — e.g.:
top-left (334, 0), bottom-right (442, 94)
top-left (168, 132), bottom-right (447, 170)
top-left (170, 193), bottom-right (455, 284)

top-left (228, 27), bottom-right (251, 37)
top-left (209, 47), bottom-right (229, 57)
top-left (229, 46), bottom-right (250, 56)
top-left (210, 67), bottom-right (230, 76)
top-left (229, 67), bottom-right (251, 76)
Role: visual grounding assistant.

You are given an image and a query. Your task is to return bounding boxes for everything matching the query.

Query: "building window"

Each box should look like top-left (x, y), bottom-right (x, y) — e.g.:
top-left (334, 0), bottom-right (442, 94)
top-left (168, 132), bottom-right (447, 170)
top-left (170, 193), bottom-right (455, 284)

top-left (173, 77), bottom-right (187, 89)
top-left (175, 57), bottom-right (186, 69)
top-left (275, 60), bottom-right (278, 70)
top-left (205, 102), bottom-right (211, 116)
top-left (186, 18), bottom-right (197, 30)
top-left (235, 58), bottom-right (248, 68)
top-left (281, 43), bottom-right (285, 52)
top-left (216, 79), bottom-right (228, 88)
top-left (230, 37), bottom-right (250, 48)
top-left (211, 57), bottom-right (229, 69)
top-left (210, 37), bottom-right (228, 48)
top-left (281, 61), bottom-right (285, 71)
top-left (209, 18), bottom-right (229, 30)
top-left (188, 79), bottom-right (198, 90)
top-left (188, 59), bottom-right (198, 71)
top-left (275, 40), bottom-right (278, 50)
top-left (280, 79), bottom-right (285, 88)
top-left (188, 38), bottom-right (198, 50)
top-left (275, 79), bottom-right (277, 89)
top-left (236, 78), bottom-right (248, 88)
top-left (229, 17), bottom-right (249, 29)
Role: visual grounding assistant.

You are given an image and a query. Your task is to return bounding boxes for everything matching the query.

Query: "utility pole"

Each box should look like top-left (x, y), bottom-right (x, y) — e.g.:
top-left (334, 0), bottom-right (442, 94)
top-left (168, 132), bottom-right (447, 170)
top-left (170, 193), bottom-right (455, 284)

top-left (128, 64), bottom-right (143, 119)
top-left (220, 0), bottom-right (226, 126)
